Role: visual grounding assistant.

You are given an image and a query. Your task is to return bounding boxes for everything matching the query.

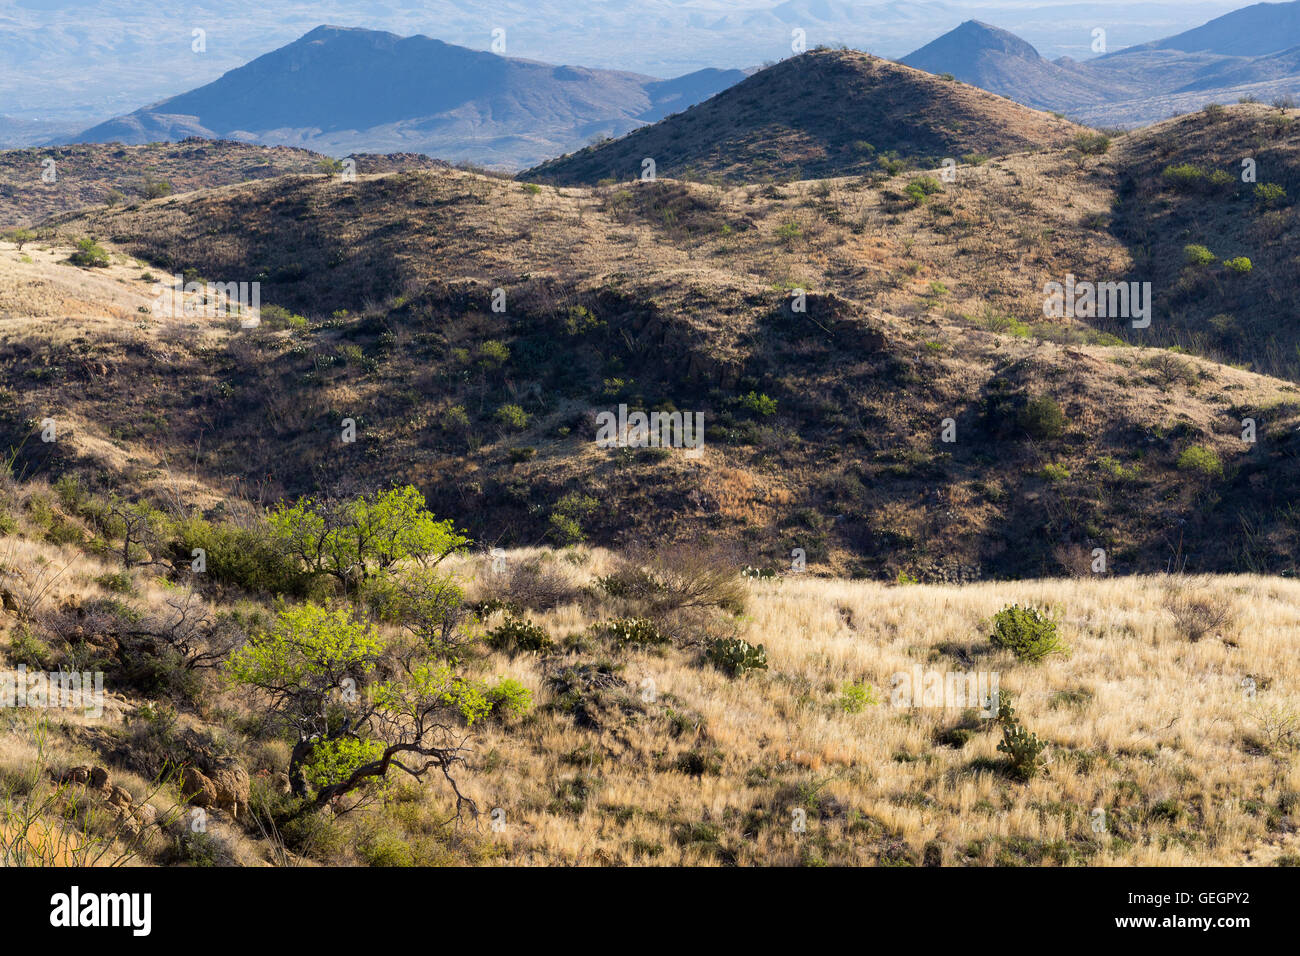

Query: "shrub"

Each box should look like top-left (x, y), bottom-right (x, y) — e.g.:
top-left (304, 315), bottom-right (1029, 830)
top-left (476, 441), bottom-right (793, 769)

top-left (1040, 462), bottom-right (1070, 482)
top-left (498, 559), bottom-right (580, 612)
top-left (142, 180), bottom-right (173, 199)
top-left (735, 391), bottom-right (778, 417)
top-left (989, 605), bottom-right (1067, 663)
top-left (548, 491), bottom-right (599, 545)
top-left (485, 678), bottom-right (533, 719)
top-left (1164, 581), bottom-right (1236, 641)
top-left (705, 637), bottom-right (767, 677)
top-left (838, 681), bottom-right (879, 713)
top-left (1184, 244), bottom-right (1215, 266)
top-left (998, 723), bottom-right (1048, 780)
top-left (1072, 133), bottom-right (1111, 156)
top-left (487, 617), bottom-right (554, 654)
top-left (1224, 256), bottom-right (1252, 274)
top-left (493, 404), bottom-right (530, 430)
top-left (1018, 395), bottom-right (1067, 440)
top-left (69, 238), bottom-right (109, 268)
top-left (174, 515), bottom-right (312, 597)
top-left (607, 543), bottom-right (747, 616)
top-left (1162, 163), bottom-right (1205, 190)
top-left (904, 176), bottom-right (943, 205)
top-left (1254, 182), bottom-right (1286, 208)
top-left (1177, 444), bottom-right (1223, 477)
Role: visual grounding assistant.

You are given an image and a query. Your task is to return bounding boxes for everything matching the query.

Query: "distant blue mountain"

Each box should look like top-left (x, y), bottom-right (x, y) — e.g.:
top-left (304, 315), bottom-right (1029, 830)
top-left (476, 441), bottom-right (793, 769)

top-left (69, 26), bottom-right (745, 170)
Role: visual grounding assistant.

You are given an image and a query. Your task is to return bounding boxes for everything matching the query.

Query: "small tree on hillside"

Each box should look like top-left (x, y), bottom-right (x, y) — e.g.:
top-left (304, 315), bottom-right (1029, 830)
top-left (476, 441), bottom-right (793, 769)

top-left (227, 602), bottom-right (487, 814)
top-left (269, 485), bottom-right (469, 591)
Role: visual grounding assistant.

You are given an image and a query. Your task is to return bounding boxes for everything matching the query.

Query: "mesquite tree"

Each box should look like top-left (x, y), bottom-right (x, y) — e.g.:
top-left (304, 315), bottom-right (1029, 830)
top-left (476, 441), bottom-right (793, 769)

top-left (268, 485), bottom-right (468, 592)
top-left (227, 602), bottom-right (489, 815)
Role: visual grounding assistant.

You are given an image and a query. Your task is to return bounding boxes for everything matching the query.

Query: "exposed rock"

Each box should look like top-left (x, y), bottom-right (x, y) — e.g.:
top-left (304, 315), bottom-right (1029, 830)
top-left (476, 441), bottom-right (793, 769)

top-left (180, 766), bottom-right (218, 808)
top-left (56, 765), bottom-right (92, 786)
top-left (208, 758), bottom-right (250, 819)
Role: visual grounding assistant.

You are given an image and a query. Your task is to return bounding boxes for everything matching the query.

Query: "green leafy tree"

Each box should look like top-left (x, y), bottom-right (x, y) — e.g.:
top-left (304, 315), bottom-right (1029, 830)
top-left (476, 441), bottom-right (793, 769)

top-left (227, 602), bottom-right (489, 813)
top-left (4, 228), bottom-right (34, 251)
top-left (269, 485), bottom-right (469, 590)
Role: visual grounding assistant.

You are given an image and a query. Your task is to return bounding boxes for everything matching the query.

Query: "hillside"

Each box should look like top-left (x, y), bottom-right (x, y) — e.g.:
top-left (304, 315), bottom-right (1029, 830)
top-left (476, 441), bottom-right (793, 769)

top-left (0, 140), bottom-right (444, 229)
top-left (4, 77), bottom-right (1300, 876)
top-left (2, 107), bottom-right (1297, 582)
top-left (522, 49), bottom-right (1085, 185)
top-left (69, 25), bottom-right (745, 171)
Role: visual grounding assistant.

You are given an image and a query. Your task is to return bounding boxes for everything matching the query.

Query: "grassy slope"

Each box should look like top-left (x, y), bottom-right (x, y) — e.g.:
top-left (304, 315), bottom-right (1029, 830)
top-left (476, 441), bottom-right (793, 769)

top-left (523, 49), bottom-right (1086, 185)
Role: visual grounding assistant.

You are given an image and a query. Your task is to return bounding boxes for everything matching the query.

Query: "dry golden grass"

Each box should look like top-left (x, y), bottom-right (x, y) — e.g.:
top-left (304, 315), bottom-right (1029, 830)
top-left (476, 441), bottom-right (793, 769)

top-left (421, 549), bottom-right (1300, 866)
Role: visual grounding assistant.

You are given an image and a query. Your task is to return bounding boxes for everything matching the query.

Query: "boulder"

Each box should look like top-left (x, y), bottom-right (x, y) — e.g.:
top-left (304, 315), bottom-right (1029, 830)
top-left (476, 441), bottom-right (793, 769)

top-left (180, 766), bottom-right (218, 808)
top-left (208, 758), bottom-right (250, 820)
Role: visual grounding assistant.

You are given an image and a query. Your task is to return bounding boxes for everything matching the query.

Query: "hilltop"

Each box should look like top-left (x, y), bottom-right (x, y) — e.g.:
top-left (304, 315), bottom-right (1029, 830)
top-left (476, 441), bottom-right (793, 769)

top-left (523, 49), bottom-right (1084, 185)
top-left (0, 139), bottom-right (444, 229)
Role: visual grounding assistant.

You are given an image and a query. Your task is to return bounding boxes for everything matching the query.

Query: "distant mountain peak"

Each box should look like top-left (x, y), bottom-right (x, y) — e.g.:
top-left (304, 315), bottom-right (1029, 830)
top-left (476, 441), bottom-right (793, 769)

top-left (902, 21), bottom-right (1044, 74)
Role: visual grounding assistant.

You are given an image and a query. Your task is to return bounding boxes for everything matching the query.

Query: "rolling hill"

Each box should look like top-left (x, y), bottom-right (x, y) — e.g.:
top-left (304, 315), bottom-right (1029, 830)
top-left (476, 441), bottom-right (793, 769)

top-left (523, 48), bottom-right (1085, 185)
top-left (4, 101), bottom-right (1297, 581)
top-left (0, 140), bottom-right (444, 229)
top-left (4, 78), bottom-right (1300, 874)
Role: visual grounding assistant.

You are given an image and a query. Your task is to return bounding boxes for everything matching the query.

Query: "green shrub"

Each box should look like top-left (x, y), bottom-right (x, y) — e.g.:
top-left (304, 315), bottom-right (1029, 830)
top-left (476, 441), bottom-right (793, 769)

top-left (904, 176), bottom-right (943, 205)
top-left (705, 637), bottom-right (768, 677)
top-left (174, 515), bottom-right (311, 596)
top-left (989, 605), bottom-right (1067, 663)
top-left (1040, 462), bottom-right (1070, 482)
top-left (487, 617), bottom-right (554, 654)
top-left (735, 391), bottom-right (778, 417)
top-left (997, 723), bottom-right (1048, 780)
top-left (598, 617), bottom-right (671, 648)
top-left (1184, 244), bottom-right (1215, 266)
top-left (838, 681), bottom-right (879, 713)
top-left (95, 570), bottom-right (135, 594)
top-left (493, 404), bottom-right (530, 430)
top-left (1072, 133), bottom-right (1111, 156)
top-left (1224, 256), bottom-right (1252, 274)
top-left (1254, 182), bottom-right (1287, 208)
top-left (548, 491), bottom-right (599, 545)
top-left (142, 180), bottom-right (173, 199)
top-left (1162, 163), bottom-right (1205, 190)
top-left (69, 238), bottom-right (109, 268)
top-left (485, 678), bottom-right (533, 719)
top-left (1017, 395), bottom-right (1067, 440)
top-left (1177, 444), bottom-right (1223, 477)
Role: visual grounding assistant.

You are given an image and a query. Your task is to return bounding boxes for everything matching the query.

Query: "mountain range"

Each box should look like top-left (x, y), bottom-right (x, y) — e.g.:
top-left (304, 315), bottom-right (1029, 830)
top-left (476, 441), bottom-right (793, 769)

top-left (69, 26), bottom-right (745, 170)
top-left (46, 3), bottom-right (1300, 170)
top-left (902, 3), bottom-right (1300, 126)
